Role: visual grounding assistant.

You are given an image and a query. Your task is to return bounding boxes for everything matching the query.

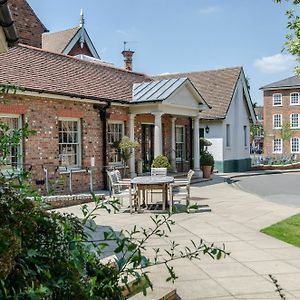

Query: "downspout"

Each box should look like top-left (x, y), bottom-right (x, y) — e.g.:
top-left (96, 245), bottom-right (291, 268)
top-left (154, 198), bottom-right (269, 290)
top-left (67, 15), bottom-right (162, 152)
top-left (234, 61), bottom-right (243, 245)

top-left (189, 117), bottom-right (193, 169)
top-left (94, 102), bottom-right (111, 190)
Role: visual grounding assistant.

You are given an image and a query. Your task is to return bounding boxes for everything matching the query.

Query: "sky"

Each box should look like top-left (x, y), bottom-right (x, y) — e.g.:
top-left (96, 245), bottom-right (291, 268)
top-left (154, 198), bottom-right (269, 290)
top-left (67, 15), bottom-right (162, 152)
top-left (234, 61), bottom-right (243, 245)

top-left (28, 0), bottom-right (300, 105)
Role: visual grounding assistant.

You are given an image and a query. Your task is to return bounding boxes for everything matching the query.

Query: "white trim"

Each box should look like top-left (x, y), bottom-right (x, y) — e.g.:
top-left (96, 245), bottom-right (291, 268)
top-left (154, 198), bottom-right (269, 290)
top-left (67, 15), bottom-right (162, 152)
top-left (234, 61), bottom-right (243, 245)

top-left (58, 118), bottom-right (82, 169)
top-left (175, 125), bottom-right (186, 161)
top-left (273, 114), bottom-right (282, 129)
top-left (290, 113), bottom-right (300, 129)
top-left (290, 92), bottom-right (300, 106)
top-left (107, 120), bottom-right (125, 165)
top-left (273, 93), bottom-right (282, 107)
top-left (291, 137), bottom-right (300, 153)
top-left (272, 138), bottom-right (283, 154)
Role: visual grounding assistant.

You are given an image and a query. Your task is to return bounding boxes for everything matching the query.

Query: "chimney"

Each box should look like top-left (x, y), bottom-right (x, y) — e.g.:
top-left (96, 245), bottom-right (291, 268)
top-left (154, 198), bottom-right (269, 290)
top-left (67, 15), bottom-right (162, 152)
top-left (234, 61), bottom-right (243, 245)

top-left (122, 49), bottom-right (134, 71)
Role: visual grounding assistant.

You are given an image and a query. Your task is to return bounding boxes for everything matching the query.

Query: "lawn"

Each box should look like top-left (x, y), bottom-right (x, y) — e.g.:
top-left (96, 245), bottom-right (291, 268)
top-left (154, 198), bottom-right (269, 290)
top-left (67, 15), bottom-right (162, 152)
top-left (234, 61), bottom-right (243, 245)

top-left (261, 214), bottom-right (300, 248)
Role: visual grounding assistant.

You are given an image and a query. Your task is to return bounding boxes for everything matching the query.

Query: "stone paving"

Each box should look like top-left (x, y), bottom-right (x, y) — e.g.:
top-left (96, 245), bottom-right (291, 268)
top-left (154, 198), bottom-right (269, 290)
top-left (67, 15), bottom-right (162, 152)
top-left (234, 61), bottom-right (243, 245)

top-left (57, 174), bottom-right (300, 299)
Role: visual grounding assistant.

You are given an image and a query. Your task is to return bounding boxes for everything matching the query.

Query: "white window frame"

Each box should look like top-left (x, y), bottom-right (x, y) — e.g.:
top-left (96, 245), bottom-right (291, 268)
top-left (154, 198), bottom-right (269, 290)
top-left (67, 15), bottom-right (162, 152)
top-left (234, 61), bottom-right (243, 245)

top-left (58, 117), bottom-right (81, 169)
top-left (175, 125), bottom-right (186, 161)
top-left (273, 139), bottom-right (283, 154)
top-left (0, 113), bottom-right (23, 173)
top-left (290, 113), bottom-right (300, 129)
top-left (107, 120), bottom-right (124, 165)
top-left (273, 114), bottom-right (282, 129)
top-left (291, 137), bottom-right (300, 153)
top-left (226, 124), bottom-right (231, 148)
top-left (273, 93), bottom-right (282, 106)
top-left (290, 92), bottom-right (300, 105)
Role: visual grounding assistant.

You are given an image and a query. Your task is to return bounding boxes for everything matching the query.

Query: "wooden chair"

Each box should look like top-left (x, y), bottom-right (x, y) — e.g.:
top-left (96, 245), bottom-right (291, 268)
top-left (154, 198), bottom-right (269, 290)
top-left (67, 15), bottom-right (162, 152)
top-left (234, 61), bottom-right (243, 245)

top-left (169, 170), bottom-right (195, 213)
top-left (106, 170), bottom-right (136, 212)
top-left (149, 167), bottom-right (168, 206)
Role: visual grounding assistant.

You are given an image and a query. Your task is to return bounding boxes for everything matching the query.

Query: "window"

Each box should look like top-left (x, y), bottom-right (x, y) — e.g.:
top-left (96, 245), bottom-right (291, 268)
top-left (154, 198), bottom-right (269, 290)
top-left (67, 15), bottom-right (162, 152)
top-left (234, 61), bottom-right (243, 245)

top-left (58, 119), bottom-right (81, 168)
top-left (273, 94), bottom-right (282, 106)
top-left (273, 114), bottom-right (282, 129)
top-left (226, 124), bottom-right (230, 147)
top-left (290, 92), bottom-right (299, 105)
top-left (290, 113), bottom-right (299, 128)
top-left (243, 125), bottom-right (247, 147)
top-left (273, 139), bottom-right (282, 154)
top-left (291, 137), bottom-right (300, 153)
top-left (107, 121), bottom-right (124, 164)
top-left (175, 126), bottom-right (185, 161)
top-left (0, 114), bottom-right (22, 171)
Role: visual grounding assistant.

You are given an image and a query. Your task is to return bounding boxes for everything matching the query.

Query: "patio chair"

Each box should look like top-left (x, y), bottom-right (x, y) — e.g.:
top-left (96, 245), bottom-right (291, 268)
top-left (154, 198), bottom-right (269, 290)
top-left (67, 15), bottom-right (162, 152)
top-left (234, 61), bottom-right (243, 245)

top-left (169, 169), bottom-right (194, 213)
top-left (106, 170), bottom-right (136, 212)
top-left (149, 167), bottom-right (168, 205)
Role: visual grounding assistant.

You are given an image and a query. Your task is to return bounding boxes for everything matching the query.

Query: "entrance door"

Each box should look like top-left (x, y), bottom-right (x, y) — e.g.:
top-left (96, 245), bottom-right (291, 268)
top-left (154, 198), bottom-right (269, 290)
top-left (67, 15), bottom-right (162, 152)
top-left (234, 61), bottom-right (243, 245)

top-left (141, 124), bottom-right (154, 172)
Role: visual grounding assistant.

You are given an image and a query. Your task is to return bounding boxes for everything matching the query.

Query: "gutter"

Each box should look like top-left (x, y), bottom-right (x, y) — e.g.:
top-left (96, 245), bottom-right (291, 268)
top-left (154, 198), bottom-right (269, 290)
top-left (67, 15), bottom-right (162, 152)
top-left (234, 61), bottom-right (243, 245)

top-left (0, 0), bottom-right (18, 47)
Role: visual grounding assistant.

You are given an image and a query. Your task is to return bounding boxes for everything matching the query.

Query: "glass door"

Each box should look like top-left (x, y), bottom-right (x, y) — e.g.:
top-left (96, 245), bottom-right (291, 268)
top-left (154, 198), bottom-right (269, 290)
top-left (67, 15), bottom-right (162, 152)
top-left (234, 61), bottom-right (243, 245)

top-left (141, 124), bottom-right (154, 172)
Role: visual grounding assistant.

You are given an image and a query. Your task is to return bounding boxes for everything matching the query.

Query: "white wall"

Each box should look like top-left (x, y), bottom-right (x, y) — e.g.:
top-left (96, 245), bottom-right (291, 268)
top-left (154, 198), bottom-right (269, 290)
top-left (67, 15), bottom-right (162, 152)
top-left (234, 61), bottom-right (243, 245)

top-left (200, 77), bottom-right (251, 162)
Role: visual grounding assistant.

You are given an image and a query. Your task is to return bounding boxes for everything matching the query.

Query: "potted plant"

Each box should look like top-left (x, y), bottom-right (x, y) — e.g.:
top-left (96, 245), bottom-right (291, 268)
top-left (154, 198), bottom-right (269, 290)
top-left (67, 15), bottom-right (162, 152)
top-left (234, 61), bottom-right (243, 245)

top-left (151, 155), bottom-right (171, 171)
top-left (200, 137), bottom-right (212, 154)
top-left (200, 151), bottom-right (214, 179)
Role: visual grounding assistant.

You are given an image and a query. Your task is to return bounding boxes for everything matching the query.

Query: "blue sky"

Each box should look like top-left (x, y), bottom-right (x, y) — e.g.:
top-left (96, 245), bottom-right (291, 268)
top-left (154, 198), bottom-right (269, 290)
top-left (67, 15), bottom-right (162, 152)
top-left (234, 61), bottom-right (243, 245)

top-left (29, 0), bottom-right (300, 105)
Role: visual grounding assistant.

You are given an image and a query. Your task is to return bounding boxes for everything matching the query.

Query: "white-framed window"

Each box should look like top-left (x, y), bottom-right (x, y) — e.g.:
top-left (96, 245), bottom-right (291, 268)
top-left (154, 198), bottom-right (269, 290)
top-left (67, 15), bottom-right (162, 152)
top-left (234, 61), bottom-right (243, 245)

top-left (273, 94), bottom-right (282, 106)
top-left (273, 139), bottom-right (282, 154)
top-left (175, 125), bottom-right (186, 161)
top-left (290, 92), bottom-right (300, 105)
top-left (226, 124), bottom-right (230, 147)
top-left (58, 118), bottom-right (81, 168)
top-left (243, 125), bottom-right (247, 147)
top-left (273, 114), bottom-right (282, 129)
top-left (107, 121), bottom-right (124, 164)
top-left (291, 137), bottom-right (300, 153)
top-left (290, 113), bottom-right (299, 128)
top-left (0, 114), bottom-right (22, 171)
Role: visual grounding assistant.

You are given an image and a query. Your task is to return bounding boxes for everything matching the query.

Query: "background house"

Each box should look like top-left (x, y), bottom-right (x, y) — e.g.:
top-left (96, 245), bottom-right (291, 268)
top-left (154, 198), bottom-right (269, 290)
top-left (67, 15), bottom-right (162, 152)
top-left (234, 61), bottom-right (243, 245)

top-left (261, 75), bottom-right (300, 159)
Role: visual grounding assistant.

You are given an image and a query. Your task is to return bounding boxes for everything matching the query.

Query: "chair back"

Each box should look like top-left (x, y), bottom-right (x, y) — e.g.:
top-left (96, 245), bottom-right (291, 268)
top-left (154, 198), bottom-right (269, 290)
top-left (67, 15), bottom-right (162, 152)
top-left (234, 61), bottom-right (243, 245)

top-left (114, 169), bottom-right (122, 182)
top-left (106, 170), bottom-right (119, 194)
top-left (151, 167), bottom-right (167, 176)
top-left (187, 170), bottom-right (195, 184)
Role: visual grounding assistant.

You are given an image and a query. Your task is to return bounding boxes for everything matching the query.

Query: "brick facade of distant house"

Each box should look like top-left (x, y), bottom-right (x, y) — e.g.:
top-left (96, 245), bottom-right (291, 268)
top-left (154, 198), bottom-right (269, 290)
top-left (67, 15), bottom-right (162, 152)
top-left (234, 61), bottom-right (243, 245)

top-left (262, 77), bottom-right (300, 160)
top-left (9, 0), bottom-right (47, 48)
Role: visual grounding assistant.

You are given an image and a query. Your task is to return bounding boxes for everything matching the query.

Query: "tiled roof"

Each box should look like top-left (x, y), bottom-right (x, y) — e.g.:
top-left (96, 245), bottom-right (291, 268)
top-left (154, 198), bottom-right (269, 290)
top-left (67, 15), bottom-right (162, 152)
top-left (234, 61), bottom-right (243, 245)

top-left (0, 44), bottom-right (147, 102)
top-left (260, 75), bottom-right (300, 90)
top-left (42, 27), bottom-right (80, 54)
top-left (154, 67), bottom-right (242, 119)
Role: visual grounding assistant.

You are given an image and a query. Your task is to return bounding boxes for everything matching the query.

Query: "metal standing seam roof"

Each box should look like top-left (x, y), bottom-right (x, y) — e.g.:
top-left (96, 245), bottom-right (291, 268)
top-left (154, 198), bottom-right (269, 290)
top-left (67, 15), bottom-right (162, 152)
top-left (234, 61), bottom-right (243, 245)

top-left (132, 77), bottom-right (189, 103)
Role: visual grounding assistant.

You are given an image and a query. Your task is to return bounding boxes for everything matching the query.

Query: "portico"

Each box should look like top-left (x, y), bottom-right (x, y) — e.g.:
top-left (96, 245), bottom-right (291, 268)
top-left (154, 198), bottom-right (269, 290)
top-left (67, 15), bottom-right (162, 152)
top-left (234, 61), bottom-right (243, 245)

top-left (128, 77), bottom-right (210, 177)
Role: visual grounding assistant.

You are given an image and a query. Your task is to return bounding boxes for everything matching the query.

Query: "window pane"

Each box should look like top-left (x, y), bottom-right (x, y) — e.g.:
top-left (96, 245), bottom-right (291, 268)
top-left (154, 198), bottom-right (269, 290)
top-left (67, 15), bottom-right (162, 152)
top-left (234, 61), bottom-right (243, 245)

top-left (107, 122), bottom-right (124, 163)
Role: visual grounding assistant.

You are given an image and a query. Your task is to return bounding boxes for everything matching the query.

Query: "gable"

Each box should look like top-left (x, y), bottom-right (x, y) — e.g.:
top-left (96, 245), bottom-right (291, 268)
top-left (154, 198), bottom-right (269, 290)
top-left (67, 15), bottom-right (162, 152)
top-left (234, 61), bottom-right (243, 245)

top-left (68, 41), bottom-right (93, 57)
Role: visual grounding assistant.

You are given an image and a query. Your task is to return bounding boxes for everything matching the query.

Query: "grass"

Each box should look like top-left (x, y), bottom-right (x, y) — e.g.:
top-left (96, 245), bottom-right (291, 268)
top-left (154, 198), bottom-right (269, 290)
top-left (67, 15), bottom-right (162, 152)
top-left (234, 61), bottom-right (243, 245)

top-left (261, 214), bottom-right (300, 248)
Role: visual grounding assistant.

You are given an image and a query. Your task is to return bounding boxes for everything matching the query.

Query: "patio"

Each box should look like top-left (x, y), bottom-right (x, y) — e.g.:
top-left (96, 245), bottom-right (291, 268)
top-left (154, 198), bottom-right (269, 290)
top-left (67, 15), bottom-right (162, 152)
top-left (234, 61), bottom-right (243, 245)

top-left (56, 174), bottom-right (300, 299)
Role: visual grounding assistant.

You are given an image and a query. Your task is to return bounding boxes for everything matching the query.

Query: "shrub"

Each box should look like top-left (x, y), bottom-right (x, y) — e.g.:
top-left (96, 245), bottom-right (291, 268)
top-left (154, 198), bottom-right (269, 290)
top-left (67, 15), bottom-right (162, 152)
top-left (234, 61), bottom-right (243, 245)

top-left (151, 155), bottom-right (171, 169)
top-left (200, 151), bottom-right (214, 167)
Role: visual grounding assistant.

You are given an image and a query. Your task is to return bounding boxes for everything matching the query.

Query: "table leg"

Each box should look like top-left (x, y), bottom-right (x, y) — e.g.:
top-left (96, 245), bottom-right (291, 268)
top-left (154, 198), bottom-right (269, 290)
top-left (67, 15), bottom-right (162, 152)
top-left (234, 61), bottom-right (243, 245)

top-left (138, 188), bottom-right (142, 213)
top-left (129, 184), bottom-right (132, 214)
top-left (162, 184), bottom-right (166, 211)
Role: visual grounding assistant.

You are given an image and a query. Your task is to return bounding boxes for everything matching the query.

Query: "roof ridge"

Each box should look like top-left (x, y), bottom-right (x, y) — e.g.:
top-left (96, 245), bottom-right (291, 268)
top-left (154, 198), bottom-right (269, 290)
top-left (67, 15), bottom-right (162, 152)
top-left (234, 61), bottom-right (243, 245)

top-left (42, 26), bottom-right (80, 36)
top-left (17, 44), bottom-right (147, 77)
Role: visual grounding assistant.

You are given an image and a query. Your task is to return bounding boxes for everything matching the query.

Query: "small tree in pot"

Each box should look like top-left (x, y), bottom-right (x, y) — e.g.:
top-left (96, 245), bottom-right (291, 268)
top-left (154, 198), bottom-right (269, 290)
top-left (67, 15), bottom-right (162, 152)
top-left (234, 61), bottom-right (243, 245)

top-left (151, 155), bottom-right (171, 172)
top-left (200, 151), bottom-right (214, 179)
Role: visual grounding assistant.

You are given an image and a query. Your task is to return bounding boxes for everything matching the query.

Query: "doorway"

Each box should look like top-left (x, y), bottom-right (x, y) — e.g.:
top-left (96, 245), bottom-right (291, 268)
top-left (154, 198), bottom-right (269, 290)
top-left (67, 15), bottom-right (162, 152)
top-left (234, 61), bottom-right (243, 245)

top-left (141, 124), bottom-right (154, 172)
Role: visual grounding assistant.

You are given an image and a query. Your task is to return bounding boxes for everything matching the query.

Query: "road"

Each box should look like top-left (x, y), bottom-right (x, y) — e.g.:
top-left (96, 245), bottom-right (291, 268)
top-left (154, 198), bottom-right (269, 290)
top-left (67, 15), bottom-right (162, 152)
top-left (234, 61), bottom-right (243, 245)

top-left (234, 172), bottom-right (300, 208)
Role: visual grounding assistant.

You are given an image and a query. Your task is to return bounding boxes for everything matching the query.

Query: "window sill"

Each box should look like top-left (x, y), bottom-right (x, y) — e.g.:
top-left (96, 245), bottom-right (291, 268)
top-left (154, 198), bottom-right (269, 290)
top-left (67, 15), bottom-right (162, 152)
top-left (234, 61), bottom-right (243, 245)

top-left (273, 104), bottom-right (282, 107)
top-left (273, 127), bottom-right (282, 130)
top-left (290, 103), bottom-right (300, 106)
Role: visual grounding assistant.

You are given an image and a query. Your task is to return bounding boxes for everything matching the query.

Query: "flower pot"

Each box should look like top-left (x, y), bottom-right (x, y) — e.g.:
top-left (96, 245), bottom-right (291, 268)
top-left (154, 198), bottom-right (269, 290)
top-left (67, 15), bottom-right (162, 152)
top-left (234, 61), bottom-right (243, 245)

top-left (203, 165), bottom-right (212, 178)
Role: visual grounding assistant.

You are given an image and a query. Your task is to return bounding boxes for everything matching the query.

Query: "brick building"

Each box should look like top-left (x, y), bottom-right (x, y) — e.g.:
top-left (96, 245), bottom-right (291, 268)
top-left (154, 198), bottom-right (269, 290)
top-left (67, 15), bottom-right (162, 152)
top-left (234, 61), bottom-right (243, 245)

top-left (0, 0), bottom-right (256, 194)
top-left (261, 75), bottom-right (300, 159)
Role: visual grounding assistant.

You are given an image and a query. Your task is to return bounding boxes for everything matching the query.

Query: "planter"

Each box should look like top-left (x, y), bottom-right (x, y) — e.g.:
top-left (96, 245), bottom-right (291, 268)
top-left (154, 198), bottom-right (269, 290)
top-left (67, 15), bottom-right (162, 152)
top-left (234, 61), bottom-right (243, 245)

top-left (203, 165), bottom-right (212, 178)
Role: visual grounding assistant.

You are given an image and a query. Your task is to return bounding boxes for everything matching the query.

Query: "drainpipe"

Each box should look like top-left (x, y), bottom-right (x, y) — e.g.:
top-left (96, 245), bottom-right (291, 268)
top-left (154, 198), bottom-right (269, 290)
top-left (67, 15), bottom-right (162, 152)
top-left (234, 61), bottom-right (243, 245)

top-left (94, 102), bottom-right (111, 190)
top-left (189, 117), bottom-right (193, 169)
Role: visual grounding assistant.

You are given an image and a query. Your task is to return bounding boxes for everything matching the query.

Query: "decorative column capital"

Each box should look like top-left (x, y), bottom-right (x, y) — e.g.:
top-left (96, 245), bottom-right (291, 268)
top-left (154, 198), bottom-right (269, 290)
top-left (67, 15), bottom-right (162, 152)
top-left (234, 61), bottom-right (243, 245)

top-left (171, 117), bottom-right (177, 123)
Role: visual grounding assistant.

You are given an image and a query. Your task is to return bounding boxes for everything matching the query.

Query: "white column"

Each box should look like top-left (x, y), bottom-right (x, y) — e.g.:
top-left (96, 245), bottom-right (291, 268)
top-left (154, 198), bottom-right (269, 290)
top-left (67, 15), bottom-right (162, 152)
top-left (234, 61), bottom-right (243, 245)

top-left (171, 117), bottom-right (177, 172)
top-left (153, 112), bottom-right (163, 158)
top-left (193, 115), bottom-right (201, 177)
top-left (128, 113), bottom-right (136, 178)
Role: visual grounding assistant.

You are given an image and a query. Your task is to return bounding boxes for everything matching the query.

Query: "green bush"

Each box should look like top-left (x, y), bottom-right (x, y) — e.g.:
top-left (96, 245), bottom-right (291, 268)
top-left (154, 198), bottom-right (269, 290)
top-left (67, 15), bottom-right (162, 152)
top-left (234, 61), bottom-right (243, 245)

top-left (200, 151), bottom-right (214, 167)
top-left (151, 155), bottom-right (171, 169)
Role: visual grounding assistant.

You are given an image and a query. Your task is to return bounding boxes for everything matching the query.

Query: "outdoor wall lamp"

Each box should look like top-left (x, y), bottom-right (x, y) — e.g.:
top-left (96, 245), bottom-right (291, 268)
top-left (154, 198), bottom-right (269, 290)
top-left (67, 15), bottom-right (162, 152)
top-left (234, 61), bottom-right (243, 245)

top-left (205, 125), bottom-right (210, 134)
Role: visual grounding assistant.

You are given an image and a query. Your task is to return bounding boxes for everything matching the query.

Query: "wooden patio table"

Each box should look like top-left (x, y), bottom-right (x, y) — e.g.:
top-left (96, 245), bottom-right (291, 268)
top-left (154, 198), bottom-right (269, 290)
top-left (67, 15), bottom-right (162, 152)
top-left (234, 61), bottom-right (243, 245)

top-left (131, 176), bottom-right (174, 213)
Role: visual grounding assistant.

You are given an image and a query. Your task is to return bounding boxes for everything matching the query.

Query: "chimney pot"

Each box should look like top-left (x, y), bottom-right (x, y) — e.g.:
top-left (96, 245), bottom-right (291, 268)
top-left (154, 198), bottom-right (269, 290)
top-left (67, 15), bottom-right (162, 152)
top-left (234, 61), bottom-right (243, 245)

top-left (122, 50), bottom-right (134, 71)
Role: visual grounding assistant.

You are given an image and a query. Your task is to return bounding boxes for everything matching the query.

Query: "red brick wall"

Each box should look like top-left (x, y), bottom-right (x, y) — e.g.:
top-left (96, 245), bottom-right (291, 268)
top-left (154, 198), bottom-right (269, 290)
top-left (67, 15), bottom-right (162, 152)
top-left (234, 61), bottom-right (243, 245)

top-left (1, 94), bottom-right (103, 194)
top-left (9, 0), bottom-right (47, 48)
top-left (68, 41), bottom-right (93, 57)
top-left (264, 88), bottom-right (300, 159)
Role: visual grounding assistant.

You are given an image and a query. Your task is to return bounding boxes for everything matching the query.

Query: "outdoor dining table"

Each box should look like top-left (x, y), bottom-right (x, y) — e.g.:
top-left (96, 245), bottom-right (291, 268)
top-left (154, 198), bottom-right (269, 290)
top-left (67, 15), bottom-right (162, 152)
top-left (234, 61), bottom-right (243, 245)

top-left (130, 176), bottom-right (174, 213)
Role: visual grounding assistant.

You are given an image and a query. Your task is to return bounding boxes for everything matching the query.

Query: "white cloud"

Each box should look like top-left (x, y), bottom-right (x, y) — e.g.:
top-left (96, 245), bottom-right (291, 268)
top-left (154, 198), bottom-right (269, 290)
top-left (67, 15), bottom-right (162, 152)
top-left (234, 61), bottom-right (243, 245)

top-left (198, 5), bottom-right (220, 15)
top-left (254, 53), bottom-right (297, 74)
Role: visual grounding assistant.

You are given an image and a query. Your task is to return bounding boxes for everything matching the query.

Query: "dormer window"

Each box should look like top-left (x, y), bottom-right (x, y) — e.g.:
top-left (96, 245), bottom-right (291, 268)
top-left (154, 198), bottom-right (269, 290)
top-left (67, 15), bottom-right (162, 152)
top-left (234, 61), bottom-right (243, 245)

top-left (273, 94), bottom-right (282, 106)
top-left (290, 92), bottom-right (300, 105)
